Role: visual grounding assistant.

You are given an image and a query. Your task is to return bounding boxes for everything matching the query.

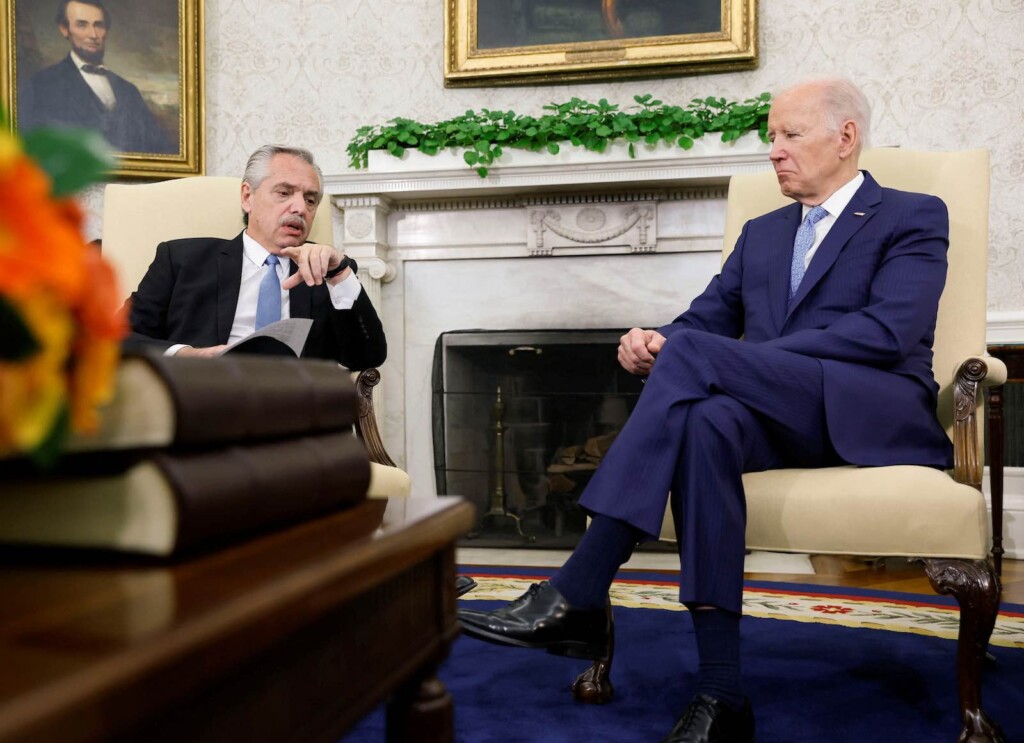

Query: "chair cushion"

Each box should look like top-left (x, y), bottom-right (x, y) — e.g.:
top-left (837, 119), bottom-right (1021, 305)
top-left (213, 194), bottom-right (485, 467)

top-left (368, 462), bottom-right (412, 499)
top-left (659, 465), bottom-right (989, 559)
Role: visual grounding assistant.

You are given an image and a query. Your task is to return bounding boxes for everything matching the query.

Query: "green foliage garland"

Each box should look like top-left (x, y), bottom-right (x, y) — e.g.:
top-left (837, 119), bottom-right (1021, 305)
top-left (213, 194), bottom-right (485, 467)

top-left (347, 93), bottom-right (772, 177)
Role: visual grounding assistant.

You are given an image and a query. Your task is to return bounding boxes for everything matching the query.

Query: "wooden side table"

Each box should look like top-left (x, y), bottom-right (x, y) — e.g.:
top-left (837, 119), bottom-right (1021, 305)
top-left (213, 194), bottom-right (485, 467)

top-left (986, 343), bottom-right (1023, 576)
top-left (0, 496), bottom-right (474, 743)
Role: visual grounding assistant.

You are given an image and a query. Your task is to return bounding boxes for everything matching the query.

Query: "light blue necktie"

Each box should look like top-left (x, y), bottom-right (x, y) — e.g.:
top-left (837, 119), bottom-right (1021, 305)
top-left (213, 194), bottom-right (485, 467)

top-left (790, 205), bottom-right (829, 299)
top-left (255, 254), bottom-right (281, 330)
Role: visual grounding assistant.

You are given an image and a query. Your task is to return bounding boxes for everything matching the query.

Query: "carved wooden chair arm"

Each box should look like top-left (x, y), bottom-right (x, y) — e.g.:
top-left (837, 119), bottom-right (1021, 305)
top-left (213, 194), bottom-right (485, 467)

top-left (951, 355), bottom-right (1007, 487)
top-left (354, 368), bottom-right (397, 467)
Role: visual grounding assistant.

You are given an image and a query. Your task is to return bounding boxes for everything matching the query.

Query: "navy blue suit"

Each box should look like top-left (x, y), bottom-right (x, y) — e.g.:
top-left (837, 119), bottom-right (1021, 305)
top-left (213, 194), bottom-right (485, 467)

top-left (578, 171), bottom-right (952, 613)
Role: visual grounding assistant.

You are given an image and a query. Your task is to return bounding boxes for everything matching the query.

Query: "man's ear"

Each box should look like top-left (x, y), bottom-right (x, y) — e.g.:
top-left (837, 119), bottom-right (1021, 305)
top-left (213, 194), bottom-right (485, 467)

top-left (240, 181), bottom-right (253, 217)
top-left (837, 119), bottom-right (858, 160)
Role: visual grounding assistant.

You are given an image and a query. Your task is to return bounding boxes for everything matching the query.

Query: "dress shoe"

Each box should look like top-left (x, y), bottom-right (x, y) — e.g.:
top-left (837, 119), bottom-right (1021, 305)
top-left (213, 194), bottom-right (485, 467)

top-left (457, 581), bottom-right (609, 660)
top-left (661, 694), bottom-right (755, 743)
top-left (456, 575), bottom-right (477, 597)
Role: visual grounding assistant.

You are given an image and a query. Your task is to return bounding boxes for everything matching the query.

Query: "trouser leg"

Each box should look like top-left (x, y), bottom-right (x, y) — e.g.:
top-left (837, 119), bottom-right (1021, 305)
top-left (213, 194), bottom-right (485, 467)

top-left (579, 329), bottom-right (837, 538)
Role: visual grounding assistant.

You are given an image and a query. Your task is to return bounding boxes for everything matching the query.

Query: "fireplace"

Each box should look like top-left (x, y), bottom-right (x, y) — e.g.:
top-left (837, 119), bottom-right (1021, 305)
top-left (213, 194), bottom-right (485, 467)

top-left (323, 136), bottom-right (773, 502)
top-left (433, 330), bottom-right (644, 546)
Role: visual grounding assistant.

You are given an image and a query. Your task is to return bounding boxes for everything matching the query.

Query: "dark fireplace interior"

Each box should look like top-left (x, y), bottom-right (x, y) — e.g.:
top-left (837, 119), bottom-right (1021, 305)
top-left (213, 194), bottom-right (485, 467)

top-left (432, 329), bottom-right (646, 548)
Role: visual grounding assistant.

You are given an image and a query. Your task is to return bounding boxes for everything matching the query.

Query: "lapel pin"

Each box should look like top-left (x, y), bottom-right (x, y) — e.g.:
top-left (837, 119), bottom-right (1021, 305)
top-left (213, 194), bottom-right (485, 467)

top-left (853, 212), bottom-right (866, 217)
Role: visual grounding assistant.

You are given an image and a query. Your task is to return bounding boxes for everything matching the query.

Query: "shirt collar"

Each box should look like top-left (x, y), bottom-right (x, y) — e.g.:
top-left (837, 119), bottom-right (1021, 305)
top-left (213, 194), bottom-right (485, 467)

top-left (70, 51), bottom-right (106, 72)
top-left (802, 171), bottom-right (865, 220)
top-left (242, 230), bottom-right (291, 269)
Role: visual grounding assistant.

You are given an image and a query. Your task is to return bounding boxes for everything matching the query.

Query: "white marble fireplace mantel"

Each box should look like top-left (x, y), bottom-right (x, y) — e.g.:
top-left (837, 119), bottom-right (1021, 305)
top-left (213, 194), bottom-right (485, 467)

top-left (321, 135), bottom-right (773, 494)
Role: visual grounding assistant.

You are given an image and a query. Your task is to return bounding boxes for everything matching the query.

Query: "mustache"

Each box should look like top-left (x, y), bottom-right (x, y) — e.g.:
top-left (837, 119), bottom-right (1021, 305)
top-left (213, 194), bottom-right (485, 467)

top-left (279, 215), bottom-right (307, 230)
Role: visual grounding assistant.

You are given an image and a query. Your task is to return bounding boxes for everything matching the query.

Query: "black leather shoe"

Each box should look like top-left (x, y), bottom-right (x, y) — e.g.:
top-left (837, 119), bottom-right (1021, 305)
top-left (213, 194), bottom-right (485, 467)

top-left (661, 694), bottom-right (755, 743)
top-left (457, 581), bottom-right (610, 660)
top-left (456, 575), bottom-right (477, 597)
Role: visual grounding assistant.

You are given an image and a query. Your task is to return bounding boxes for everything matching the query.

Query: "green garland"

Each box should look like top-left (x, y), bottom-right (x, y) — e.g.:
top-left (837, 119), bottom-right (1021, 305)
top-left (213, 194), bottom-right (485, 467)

top-left (347, 93), bottom-right (771, 177)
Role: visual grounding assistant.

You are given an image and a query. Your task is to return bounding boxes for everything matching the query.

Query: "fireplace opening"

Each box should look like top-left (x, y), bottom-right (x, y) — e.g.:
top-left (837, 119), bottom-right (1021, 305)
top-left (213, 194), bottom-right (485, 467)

top-left (433, 329), bottom-right (648, 548)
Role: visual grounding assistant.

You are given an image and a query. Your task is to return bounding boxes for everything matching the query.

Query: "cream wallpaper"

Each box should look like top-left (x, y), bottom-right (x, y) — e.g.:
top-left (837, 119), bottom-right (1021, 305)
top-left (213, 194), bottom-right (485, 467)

top-left (82, 0), bottom-right (1024, 311)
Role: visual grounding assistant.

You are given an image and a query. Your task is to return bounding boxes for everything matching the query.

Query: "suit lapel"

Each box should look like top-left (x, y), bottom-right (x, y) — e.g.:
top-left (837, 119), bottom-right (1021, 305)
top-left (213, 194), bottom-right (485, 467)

top-left (785, 172), bottom-right (882, 320)
top-left (768, 203), bottom-right (802, 333)
top-left (216, 235), bottom-right (244, 343)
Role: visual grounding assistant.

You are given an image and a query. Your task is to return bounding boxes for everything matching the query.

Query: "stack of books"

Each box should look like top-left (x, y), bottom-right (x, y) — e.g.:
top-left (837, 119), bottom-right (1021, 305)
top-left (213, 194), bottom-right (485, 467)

top-left (0, 353), bottom-right (371, 556)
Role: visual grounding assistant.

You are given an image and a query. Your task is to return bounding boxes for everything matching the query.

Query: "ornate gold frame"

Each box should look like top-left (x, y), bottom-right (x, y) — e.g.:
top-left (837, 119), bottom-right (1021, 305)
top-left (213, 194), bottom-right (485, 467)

top-left (445, 0), bottom-right (758, 87)
top-left (1, 0), bottom-right (204, 178)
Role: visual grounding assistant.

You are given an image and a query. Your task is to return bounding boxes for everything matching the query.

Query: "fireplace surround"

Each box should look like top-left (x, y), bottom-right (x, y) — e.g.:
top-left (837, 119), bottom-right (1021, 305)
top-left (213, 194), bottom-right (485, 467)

top-left (323, 136), bottom-right (773, 498)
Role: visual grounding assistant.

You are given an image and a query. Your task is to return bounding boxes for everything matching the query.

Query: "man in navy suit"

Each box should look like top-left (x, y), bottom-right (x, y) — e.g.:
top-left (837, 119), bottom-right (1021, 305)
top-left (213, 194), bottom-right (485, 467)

top-left (125, 144), bottom-right (386, 370)
top-left (19, 0), bottom-right (175, 154)
top-left (458, 78), bottom-right (952, 742)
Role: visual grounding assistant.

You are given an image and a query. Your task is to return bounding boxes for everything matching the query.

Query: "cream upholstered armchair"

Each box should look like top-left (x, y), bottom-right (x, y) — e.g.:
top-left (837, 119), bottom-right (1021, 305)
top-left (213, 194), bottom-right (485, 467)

top-left (101, 177), bottom-right (409, 499)
top-left (575, 149), bottom-right (1007, 741)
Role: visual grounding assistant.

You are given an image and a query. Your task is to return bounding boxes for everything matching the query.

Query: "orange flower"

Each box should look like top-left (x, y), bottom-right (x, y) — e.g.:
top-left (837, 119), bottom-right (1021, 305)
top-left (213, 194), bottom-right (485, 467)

top-left (0, 128), bottom-right (126, 457)
top-left (0, 155), bottom-right (86, 304)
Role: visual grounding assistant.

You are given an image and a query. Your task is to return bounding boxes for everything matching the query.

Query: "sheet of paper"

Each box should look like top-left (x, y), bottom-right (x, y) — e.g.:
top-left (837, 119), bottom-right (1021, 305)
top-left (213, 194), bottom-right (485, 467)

top-left (219, 318), bottom-right (313, 357)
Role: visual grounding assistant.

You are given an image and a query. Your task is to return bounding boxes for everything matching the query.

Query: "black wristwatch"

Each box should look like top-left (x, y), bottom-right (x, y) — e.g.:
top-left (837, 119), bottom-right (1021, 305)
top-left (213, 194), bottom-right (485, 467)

top-left (325, 256), bottom-right (357, 279)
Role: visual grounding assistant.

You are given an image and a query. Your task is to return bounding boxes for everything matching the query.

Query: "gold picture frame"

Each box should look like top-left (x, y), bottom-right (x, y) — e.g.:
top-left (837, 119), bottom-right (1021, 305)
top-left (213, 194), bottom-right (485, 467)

top-left (445, 0), bottom-right (758, 87)
top-left (1, 0), bottom-right (204, 178)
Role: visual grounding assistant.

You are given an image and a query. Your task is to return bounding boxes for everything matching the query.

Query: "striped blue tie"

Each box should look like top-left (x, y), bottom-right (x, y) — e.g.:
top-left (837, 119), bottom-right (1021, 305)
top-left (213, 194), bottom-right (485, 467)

top-left (790, 206), bottom-right (828, 298)
top-left (255, 254), bottom-right (281, 330)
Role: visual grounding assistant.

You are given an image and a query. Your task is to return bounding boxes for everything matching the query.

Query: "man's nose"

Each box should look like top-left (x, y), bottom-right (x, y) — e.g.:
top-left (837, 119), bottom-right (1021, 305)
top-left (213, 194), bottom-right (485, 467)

top-left (769, 141), bottom-right (785, 161)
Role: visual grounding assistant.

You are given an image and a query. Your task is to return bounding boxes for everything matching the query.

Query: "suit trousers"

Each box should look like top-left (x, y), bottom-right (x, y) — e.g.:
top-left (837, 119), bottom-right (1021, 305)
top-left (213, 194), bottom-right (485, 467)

top-left (577, 329), bottom-right (844, 613)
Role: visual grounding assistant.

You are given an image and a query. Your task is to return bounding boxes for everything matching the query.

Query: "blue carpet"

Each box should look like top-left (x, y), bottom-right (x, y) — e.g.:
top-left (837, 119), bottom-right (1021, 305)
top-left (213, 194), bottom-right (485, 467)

top-left (342, 572), bottom-right (1024, 742)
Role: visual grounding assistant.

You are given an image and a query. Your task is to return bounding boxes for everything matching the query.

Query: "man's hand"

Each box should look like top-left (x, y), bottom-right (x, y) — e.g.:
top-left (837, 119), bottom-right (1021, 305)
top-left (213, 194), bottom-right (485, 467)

top-left (280, 243), bottom-right (350, 288)
top-left (618, 328), bottom-right (666, 376)
top-left (175, 345), bottom-right (228, 358)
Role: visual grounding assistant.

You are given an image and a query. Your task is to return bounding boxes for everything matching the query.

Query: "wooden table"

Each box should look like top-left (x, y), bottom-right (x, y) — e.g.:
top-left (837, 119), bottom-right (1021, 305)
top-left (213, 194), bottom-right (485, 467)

top-left (0, 495), bottom-right (474, 743)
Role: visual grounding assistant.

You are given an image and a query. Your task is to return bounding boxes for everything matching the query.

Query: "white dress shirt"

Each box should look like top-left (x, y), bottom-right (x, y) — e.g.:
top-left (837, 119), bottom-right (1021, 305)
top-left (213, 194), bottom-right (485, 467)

top-left (799, 171), bottom-right (865, 269)
top-left (70, 51), bottom-right (116, 110)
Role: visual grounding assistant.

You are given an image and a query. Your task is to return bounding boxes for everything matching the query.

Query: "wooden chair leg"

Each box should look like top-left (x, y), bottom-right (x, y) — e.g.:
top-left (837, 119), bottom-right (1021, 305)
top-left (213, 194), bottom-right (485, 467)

top-left (572, 600), bottom-right (615, 704)
top-left (922, 558), bottom-right (1005, 743)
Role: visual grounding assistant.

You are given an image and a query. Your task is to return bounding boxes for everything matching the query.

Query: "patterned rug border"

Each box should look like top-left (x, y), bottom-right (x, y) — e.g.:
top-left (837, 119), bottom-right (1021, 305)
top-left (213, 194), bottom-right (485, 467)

top-left (458, 569), bottom-right (1024, 649)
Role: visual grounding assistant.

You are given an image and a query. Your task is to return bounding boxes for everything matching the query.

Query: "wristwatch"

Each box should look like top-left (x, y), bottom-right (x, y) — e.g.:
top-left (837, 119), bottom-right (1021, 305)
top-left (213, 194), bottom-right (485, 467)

top-left (325, 256), bottom-right (357, 279)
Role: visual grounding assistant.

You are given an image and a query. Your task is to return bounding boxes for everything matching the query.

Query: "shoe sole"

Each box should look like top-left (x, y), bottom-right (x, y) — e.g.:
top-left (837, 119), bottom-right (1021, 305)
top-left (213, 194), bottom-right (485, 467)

top-left (459, 621), bottom-right (608, 660)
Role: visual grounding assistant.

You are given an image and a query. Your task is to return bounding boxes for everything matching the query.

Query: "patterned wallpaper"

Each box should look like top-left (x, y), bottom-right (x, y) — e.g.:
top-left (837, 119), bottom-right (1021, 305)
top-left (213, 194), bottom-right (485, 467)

top-left (83, 0), bottom-right (1024, 311)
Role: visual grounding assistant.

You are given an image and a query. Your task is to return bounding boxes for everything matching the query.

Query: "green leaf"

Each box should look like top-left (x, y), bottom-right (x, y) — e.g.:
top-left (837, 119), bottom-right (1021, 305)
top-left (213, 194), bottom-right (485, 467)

top-left (0, 295), bottom-right (40, 361)
top-left (21, 127), bottom-right (113, 197)
top-left (546, 142), bottom-right (560, 155)
top-left (27, 404), bottom-right (70, 470)
top-left (463, 151), bottom-right (480, 165)
top-left (476, 166), bottom-right (488, 177)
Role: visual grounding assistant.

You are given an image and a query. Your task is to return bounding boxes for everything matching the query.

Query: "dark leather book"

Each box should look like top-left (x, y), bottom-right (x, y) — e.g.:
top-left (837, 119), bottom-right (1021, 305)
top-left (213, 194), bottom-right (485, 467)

top-left (0, 432), bottom-right (370, 556)
top-left (66, 351), bottom-right (359, 451)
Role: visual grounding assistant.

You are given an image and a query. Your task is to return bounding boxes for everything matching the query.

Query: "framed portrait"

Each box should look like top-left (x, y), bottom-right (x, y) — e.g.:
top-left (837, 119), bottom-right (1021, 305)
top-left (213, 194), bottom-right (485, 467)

top-left (445, 0), bottom-right (758, 87)
top-left (1, 0), bottom-right (204, 178)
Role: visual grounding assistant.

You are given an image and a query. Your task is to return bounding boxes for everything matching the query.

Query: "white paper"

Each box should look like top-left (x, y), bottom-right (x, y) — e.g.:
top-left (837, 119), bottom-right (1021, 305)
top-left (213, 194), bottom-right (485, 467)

top-left (219, 318), bottom-right (314, 357)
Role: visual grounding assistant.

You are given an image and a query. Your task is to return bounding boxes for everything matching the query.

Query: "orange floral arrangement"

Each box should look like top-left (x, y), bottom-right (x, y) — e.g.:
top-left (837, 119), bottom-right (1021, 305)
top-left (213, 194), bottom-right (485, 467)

top-left (0, 118), bottom-right (125, 462)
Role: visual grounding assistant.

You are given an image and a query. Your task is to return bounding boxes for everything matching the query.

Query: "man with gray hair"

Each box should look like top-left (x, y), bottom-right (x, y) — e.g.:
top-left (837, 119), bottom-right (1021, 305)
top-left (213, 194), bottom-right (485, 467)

top-left (126, 144), bottom-right (386, 370)
top-left (458, 78), bottom-right (952, 742)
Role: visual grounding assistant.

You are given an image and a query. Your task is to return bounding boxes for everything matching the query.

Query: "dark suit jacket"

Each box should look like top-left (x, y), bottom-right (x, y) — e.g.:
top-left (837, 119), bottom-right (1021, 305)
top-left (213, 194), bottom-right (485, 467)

top-left (19, 55), bottom-right (175, 154)
top-left (658, 171), bottom-right (953, 469)
top-left (125, 234), bottom-right (387, 371)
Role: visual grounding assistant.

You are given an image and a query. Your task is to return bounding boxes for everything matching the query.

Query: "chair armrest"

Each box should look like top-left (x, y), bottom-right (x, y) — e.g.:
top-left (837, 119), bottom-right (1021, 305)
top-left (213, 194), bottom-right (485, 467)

top-left (951, 355), bottom-right (1004, 487)
top-left (354, 368), bottom-right (397, 467)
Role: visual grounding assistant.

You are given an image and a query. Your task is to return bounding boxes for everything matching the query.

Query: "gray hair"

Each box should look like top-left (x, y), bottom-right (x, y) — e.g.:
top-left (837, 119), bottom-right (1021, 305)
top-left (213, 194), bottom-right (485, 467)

top-left (241, 145), bottom-right (324, 225)
top-left (779, 77), bottom-right (872, 151)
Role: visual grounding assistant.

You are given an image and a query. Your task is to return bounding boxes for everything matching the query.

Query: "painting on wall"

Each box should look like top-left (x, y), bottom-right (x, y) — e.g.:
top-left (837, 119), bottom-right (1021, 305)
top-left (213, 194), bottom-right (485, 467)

top-left (1, 0), bottom-right (204, 178)
top-left (445, 0), bottom-right (758, 86)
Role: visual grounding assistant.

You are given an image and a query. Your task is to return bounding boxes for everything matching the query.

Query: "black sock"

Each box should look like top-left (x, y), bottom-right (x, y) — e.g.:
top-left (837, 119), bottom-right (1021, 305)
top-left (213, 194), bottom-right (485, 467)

top-left (687, 605), bottom-right (744, 710)
top-left (549, 514), bottom-right (642, 610)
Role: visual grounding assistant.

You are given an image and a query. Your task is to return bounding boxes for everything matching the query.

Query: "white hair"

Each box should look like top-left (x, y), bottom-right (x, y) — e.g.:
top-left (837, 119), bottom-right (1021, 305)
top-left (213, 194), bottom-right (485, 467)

top-left (777, 77), bottom-right (872, 151)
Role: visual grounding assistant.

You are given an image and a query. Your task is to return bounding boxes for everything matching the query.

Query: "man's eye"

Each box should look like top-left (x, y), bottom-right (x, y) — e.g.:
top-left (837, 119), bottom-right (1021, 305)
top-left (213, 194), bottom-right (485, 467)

top-left (305, 198), bottom-right (316, 207)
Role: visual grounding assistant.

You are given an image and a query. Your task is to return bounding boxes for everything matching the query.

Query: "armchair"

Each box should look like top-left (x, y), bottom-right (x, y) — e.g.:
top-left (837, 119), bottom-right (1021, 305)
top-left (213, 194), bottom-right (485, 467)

top-left (101, 177), bottom-right (409, 498)
top-left (575, 149), bottom-right (1007, 741)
